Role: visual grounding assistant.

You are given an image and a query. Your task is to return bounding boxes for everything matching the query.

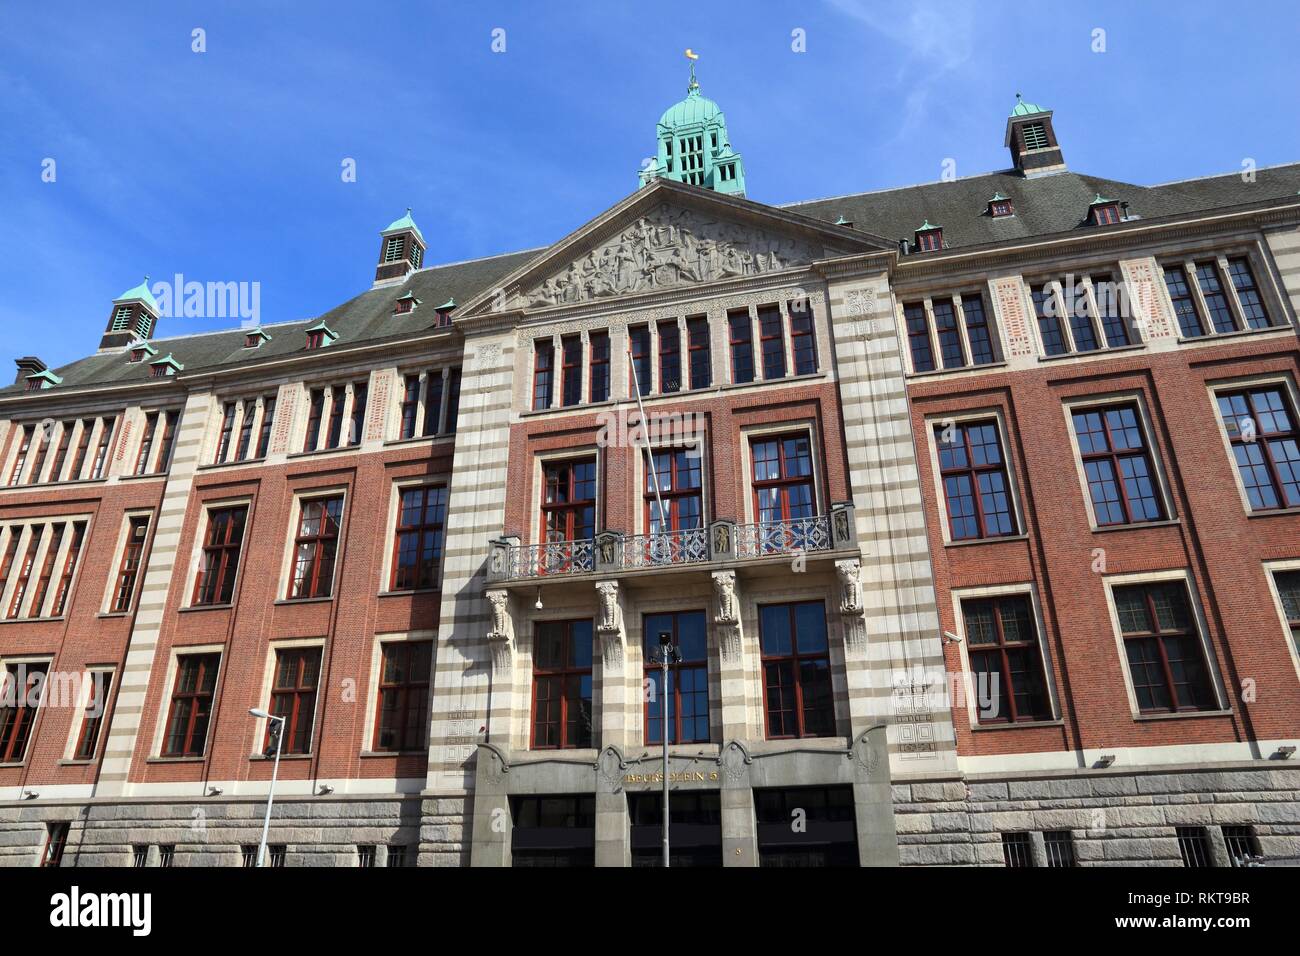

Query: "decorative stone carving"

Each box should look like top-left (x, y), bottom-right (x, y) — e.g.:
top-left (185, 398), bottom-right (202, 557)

top-left (525, 204), bottom-right (825, 307)
top-left (595, 580), bottom-right (624, 668)
top-left (835, 559), bottom-right (868, 655)
top-left (595, 746), bottom-right (627, 793)
top-left (485, 589), bottom-right (514, 672)
top-left (719, 740), bottom-right (753, 784)
top-left (712, 570), bottom-right (737, 624)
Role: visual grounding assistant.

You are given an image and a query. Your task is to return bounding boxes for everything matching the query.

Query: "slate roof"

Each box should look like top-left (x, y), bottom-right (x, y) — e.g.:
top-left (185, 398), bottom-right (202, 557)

top-left (11, 161), bottom-right (1299, 397)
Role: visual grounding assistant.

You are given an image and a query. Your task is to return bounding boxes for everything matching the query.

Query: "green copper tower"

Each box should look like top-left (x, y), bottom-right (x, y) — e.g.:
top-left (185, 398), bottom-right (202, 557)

top-left (640, 54), bottom-right (746, 196)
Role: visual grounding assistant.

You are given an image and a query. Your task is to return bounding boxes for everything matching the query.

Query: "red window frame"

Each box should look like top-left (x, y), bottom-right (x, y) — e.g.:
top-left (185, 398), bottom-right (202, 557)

top-left (904, 303), bottom-right (935, 373)
top-left (757, 306), bottom-right (786, 380)
top-left (658, 321), bottom-right (681, 393)
top-left (960, 595), bottom-right (1052, 724)
top-left (0, 661), bottom-right (49, 762)
top-left (390, 485), bottom-right (447, 591)
top-left (1275, 570), bottom-right (1300, 654)
top-left (192, 505), bottom-right (248, 606)
top-left (215, 403), bottom-right (236, 463)
top-left (399, 374), bottom-right (421, 438)
top-left (1216, 387), bottom-right (1300, 511)
top-left (112, 516), bottom-right (151, 613)
top-left (750, 434), bottom-right (815, 525)
top-left (50, 521), bottom-right (86, 617)
top-left (7, 526), bottom-right (45, 619)
top-left (645, 448), bottom-right (703, 534)
top-left (267, 647), bottom-right (321, 755)
top-left (348, 381), bottom-right (367, 446)
top-left (303, 388), bottom-right (325, 452)
top-left (1227, 257), bottom-right (1270, 329)
top-left (561, 335), bottom-right (583, 406)
top-left (41, 821), bottom-right (70, 867)
top-left (7, 425), bottom-right (32, 485)
top-left (532, 340), bottom-right (554, 410)
top-left (90, 417), bottom-right (116, 480)
top-left (686, 317), bottom-right (711, 389)
top-left (27, 428), bottom-right (50, 485)
top-left (541, 458), bottom-right (597, 545)
top-left (916, 229), bottom-right (942, 251)
top-left (419, 371), bottom-right (443, 437)
top-left (48, 421), bottom-right (72, 481)
top-left (935, 420), bottom-right (1018, 541)
top-left (27, 523), bottom-right (65, 618)
top-left (68, 420), bottom-right (93, 482)
top-left (643, 610), bottom-right (709, 745)
top-left (324, 386), bottom-right (346, 448)
top-left (373, 640), bottom-right (432, 752)
top-left (628, 325), bottom-right (651, 396)
top-left (588, 331), bottom-right (610, 402)
top-left (728, 311), bottom-right (754, 384)
top-left (1115, 582), bottom-right (1216, 713)
top-left (758, 602), bottom-right (833, 739)
top-left (1091, 203), bottom-right (1121, 226)
top-left (305, 330), bottom-right (325, 350)
top-left (73, 670), bottom-right (114, 760)
top-left (1071, 404), bottom-right (1166, 525)
top-left (156, 410), bottom-right (178, 471)
top-left (788, 300), bottom-right (817, 375)
top-left (235, 402), bottom-right (256, 460)
top-left (289, 496), bottom-right (344, 599)
top-left (162, 653), bottom-right (220, 757)
top-left (254, 398), bottom-right (276, 459)
top-left (530, 619), bottom-right (594, 749)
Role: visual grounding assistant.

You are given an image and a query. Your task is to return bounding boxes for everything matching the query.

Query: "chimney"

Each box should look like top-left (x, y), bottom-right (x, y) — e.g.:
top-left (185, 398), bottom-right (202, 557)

top-left (374, 209), bottom-right (427, 285)
top-left (1004, 94), bottom-right (1066, 178)
top-left (14, 356), bottom-right (46, 385)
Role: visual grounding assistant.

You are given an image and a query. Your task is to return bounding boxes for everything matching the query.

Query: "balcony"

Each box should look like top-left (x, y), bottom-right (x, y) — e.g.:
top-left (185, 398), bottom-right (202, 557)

top-left (486, 506), bottom-right (856, 583)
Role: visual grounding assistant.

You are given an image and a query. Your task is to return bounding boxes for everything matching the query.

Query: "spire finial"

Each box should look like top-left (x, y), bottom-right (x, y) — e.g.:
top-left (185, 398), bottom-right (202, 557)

top-left (685, 48), bottom-right (699, 90)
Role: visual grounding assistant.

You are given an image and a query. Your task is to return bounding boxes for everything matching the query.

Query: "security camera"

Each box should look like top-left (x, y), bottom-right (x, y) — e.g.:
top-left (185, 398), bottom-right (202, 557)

top-left (942, 630), bottom-right (962, 645)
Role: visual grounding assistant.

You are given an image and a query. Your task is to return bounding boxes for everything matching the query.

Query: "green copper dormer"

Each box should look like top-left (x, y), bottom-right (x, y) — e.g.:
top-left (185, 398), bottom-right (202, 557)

top-left (24, 369), bottom-right (63, 391)
top-left (393, 291), bottom-right (422, 315)
top-left (149, 353), bottom-right (183, 378)
top-left (100, 276), bottom-right (161, 352)
top-left (304, 320), bottom-right (338, 350)
top-left (243, 327), bottom-right (272, 348)
top-left (640, 56), bottom-right (746, 196)
top-left (127, 340), bottom-right (158, 363)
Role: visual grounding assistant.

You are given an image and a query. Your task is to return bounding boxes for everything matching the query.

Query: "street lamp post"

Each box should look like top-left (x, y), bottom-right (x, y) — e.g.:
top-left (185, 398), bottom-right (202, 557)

top-left (249, 708), bottom-right (285, 868)
top-left (655, 630), bottom-right (680, 868)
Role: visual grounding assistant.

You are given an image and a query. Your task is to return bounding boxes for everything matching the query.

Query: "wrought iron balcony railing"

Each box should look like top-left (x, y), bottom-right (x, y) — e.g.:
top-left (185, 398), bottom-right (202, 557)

top-left (486, 503), bottom-right (856, 584)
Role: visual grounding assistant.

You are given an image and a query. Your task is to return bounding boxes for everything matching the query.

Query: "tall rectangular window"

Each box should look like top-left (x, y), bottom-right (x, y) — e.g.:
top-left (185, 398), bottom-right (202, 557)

top-left (48, 422), bottom-right (72, 482)
top-left (7, 527), bottom-right (45, 619)
top-left (0, 661), bottom-right (49, 762)
top-left (646, 448), bottom-right (703, 534)
top-left (561, 335), bottom-right (583, 406)
top-left (1071, 404), bottom-right (1166, 525)
top-left (932, 300), bottom-right (966, 369)
top-left (135, 413), bottom-right (159, 475)
top-left (268, 647), bottom-right (321, 755)
top-left (532, 341), bottom-right (554, 411)
top-left (73, 670), bottom-right (113, 760)
top-left (935, 421), bottom-right (1017, 541)
top-left (904, 303), bottom-right (935, 373)
top-left (192, 505), bottom-right (248, 605)
top-left (1090, 275), bottom-right (1130, 346)
top-left (1067, 285), bottom-right (1101, 351)
top-left (728, 311), bottom-right (754, 384)
top-left (303, 388), bottom-right (325, 452)
top-left (788, 300), bottom-right (818, 375)
top-left (445, 367), bottom-right (461, 435)
top-left (542, 459), bottom-right (596, 544)
top-left (400, 375), bottom-right (421, 438)
top-left (27, 428), bottom-right (50, 485)
top-left (687, 317), bottom-right (711, 389)
top-left (759, 602), bottom-right (833, 739)
top-left (1114, 582), bottom-right (1216, 713)
top-left (162, 653), bottom-right (220, 757)
top-left (588, 331), bottom-right (610, 402)
top-left (658, 321), bottom-right (681, 393)
top-left (961, 595), bottom-right (1051, 723)
top-left (391, 486), bottom-right (447, 591)
top-left (50, 522), bottom-right (86, 617)
top-left (90, 417), bottom-right (117, 479)
top-left (1273, 570), bottom-right (1300, 655)
top-left (961, 294), bottom-right (996, 365)
top-left (751, 434), bottom-right (815, 550)
top-left (531, 620), bottom-right (593, 749)
top-left (156, 410), bottom-right (179, 472)
top-left (757, 306), bottom-right (786, 380)
top-left (1227, 257), bottom-right (1270, 329)
top-left (215, 402), bottom-right (237, 463)
top-left (348, 382), bottom-right (367, 446)
top-left (1195, 262), bottom-right (1237, 333)
top-left (289, 496), bottom-right (343, 599)
top-left (235, 402), bottom-right (256, 460)
top-left (68, 420), bottom-right (93, 482)
top-left (1163, 265), bottom-right (1204, 338)
top-left (324, 386), bottom-right (346, 449)
top-left (28, 524), bottom-right (65, 617)
top-left (8, 426), bottom-right (33, 486)
top-left (629, 325), bottom-right (651, 396)
top-left (643, 610), bottom-right (708, 744)
top-left (1031, 287), bottom-right (1068, 356)
top-left (420, 372), bottom-right (444, 438)
top-left (373, 640), bottom-right (432, 752)
top-left (1216, 387), bottom-right (1300, 511)
top-left (255, 398), bottom-right (276, 458)
top-left (41, 821), bottom-right (70, 868)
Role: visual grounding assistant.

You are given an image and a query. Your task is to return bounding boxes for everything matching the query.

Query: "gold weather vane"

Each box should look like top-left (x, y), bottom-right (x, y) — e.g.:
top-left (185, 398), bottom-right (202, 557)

top-left (685, 48), bottom-right (699, 87)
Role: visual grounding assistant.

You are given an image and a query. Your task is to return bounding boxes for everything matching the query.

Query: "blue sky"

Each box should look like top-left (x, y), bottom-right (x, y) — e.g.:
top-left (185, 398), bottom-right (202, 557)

top-left (2, 0), bottom-right (1298, 370)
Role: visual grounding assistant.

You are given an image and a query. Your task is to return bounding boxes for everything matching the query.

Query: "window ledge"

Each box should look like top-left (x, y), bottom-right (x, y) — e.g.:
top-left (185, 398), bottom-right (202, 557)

top-left (0, 615), bottom-right (66, 625)
top-left (1247, 506), bottom-right (1300, 519)
top-left (119, 472), bottom-right (170, 482)
top-left (97, 611), bottom-right (131, 620)
top-left (908, 361), bottom-right (1009, 380)
top-left (286, 445), bottom-right (362, 462)
top-left (971, 719), bottom-right (1064, 732)
top-left (1178, 326), bottom-right (1291, 346)
top-left (1036, 343), bottom-right (1147, 363)
top-left (0, 761), bottom-right (28, 769)
top-left (1133, 709), bottom-right (1233, 722)
top-left (179, 603), bottom-right (234, 614)
top-left (0, 477), bottom-right (107, 492)
top-left (1091, 518), bottom-right (1181, 534)
top-left (273, 596), bottom-right (334, 607)
top-left (197, 457), bottom-right (268, 472)
top-left (249, 753), bottom-right (312, 762)
top-left (146, 756), bottom-right (206, 764)
top-left (58, 759), bottom-right (95, 767)
top-left (384, 434), bottom-right (455, 450)
top-left (378, 588), bottom-right (441, 599)
top-left (944, 533), bottom-right (1029, 549)
top-left (358, 750), bottom-right (427, 758)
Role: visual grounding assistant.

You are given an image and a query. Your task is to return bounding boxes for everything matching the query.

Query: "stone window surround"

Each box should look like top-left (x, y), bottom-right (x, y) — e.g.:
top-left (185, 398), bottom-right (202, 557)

top-left (900, 285), bottom-right (1009, 374)
top-left (275, 484), bottom-right (349, 604)
top-left (1160, 246), bottom-right (1286, 340)
top-left (0, 513), bottom-right (93, 622)
top-left (1098, 568), bottom-right (1231, 720)
top-left (60, 664), bottom-right (117, 762)
top-left (379, 477), bottom-right (448, 595)
top-left (736, 419), bottom-right (824, 526)
top-left (1261, 558), bottom-right (1300, 683)
top-left (0, 653), bottom-right (54, 767)
top-left (180, 496), bottom-right (253, 611)
top-left (920, 407), bottom-right (1026, 546)
top-left (250, 636), bottom-right (327, 759)
top-left (528, 445), bottom-right (602, 548)
top-left (630, 430), bottom-right (711, 537)
top-left (207, 393), bottom-right (275, 466)
top-left (99, 507), bottom-right (156, 616)
top-left (360, 630), bottom-right (436, 756)
top-left (1203, 371), bottom-right (1300, 518)
top-left (947, 582), bottom-right (1062, 729)
top-left (1058, 391), bottom-right (1178, 532)
top-left (1023, 273), bottom-right (1137, 357)
top-left (146, 642), bottom-right (225, 760)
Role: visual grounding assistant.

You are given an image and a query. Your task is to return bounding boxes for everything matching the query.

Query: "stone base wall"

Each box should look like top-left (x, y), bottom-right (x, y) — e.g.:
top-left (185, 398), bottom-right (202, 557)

top-left (893, 764), bottom-right (1300, 866)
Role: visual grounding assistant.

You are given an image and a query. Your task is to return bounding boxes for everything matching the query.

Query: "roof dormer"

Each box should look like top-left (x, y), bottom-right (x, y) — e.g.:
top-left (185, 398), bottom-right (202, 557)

top-left (24, 368), bottom-right (62, 391)
top-left (393, 292), bottom-right (421, 316)
top-left (100, 277), bottom-right (161, 352)
top-left (434, 298), bottom-right (455, 329)
top-left (987, 193), bottom-right (1015, 218)
top-left (149, 353), bottom-right (183, 378)
top-left (1087, 194), bottom-right (1123, 226)
top-left (374, 209), bottom-right (427, 285)
top-left (127, 340), bottom-right (158, 364)
top-left (304, 320), bottom-right (338, 350)
top-left (243, 327), bottom-right (272, 349)
top-left (914, 220), bottom-right (944, 252)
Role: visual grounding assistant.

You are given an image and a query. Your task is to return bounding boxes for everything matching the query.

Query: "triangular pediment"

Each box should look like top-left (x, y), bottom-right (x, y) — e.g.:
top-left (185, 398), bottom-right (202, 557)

top-left (459, 179), bottom-right (892, 317)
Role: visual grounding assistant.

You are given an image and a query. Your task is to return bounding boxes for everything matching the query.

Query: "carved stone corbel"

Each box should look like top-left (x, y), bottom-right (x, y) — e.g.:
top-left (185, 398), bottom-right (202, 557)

top-left (835, 558), bottom-right (868, 655)
top-left (711, 570), bottom-right (742, 664)
top-left (595, 580), bottom-right (625, 669)
top-left (485, 589), bottom-right (514, 673)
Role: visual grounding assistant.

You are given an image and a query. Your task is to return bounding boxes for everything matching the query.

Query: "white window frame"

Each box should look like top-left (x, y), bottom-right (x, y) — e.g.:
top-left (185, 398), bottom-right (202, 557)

top-left (1100, 569), bottom-right (1229, 720)
top-left (101, 508), bottom-right (155, 614)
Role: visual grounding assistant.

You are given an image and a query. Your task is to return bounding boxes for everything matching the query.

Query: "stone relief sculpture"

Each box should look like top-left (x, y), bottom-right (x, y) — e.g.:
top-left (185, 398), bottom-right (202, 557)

top-left (594, 580), bottom-right (624, 668)
top-left (525, 203), bottom-right (825, 307)
top-left (836, 559), bottom-right (863, 614)
top-left (485, 590), bottom-right (514, 672)
top-left (712, 570), bottom-right (737, 624)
